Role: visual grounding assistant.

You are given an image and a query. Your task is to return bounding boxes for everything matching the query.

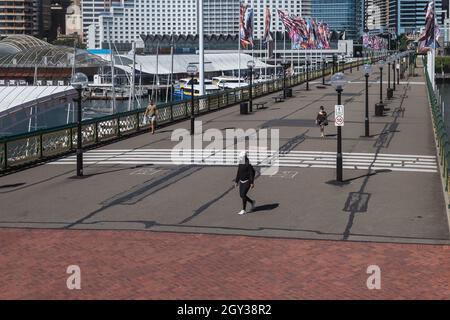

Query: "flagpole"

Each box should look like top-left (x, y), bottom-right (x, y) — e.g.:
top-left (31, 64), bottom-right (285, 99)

top-left (238, 34), bottom-right (241, 85)
top-left (199, 0), bottom-right (205, 96)
top-left (432, 0), bottom-right (436, 91)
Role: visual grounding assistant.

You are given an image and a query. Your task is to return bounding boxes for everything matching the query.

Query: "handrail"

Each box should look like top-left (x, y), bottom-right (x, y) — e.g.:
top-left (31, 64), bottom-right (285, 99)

top-left (0, 54), bottom-right (383, 173)
top-left (424, 58), bottom-right (450, 198)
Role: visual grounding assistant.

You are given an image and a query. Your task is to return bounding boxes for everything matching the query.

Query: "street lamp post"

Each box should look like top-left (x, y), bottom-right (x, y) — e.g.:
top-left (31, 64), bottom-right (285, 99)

top-left (331, 54), bottom-right (335, 74)
top-left (281, 60), bottom-right (289, 99)
top-left (331, 72), bottom-right (348, 182)
top-left (356, 52), bottom-right (360, 71)
top-left (363, 64), bottom-right (372, 137)
top-left (247, 60), bottom-right (255, 112)
top-left (397, 55), bottom-right (400, 85)
top-left (71, 72), bottom-right (88, 177)
top-left (387, 58), bottom-right (391, 92)
top-left (322, 58), bottom-right (326, 85)
top-left (186, 64), bottom-right (198, 135)
top-left (392, 55), bottom-right (396, 91)
top-left (306, 57), bottom-right (311, 90)
top-left (378, 60), bottom-right (385, 104)
top-left (374, 59), bottom-right (386, 117)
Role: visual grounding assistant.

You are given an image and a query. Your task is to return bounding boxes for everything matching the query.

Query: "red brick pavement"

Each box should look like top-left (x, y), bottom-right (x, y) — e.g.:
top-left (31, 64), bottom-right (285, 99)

top-left (0, 228), bottom-right (449, 300)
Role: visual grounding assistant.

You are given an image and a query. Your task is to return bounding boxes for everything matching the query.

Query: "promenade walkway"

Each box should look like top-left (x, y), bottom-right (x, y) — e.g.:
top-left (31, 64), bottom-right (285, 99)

top-left (0, 63), bottom-right (449, 299)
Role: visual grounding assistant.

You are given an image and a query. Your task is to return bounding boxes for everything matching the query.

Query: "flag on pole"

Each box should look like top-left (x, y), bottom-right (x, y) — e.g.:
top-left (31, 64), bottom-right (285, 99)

top-left (240, 2), bottom-right (254, 49)
top-left (263, 6), bottom-right (273, 43)
top-left (418, 0), bottom-right (440, 53)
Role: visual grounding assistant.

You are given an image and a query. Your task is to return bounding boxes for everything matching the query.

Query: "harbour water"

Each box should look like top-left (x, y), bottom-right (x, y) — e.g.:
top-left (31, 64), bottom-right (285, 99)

top-left (0, 95), bottom-right (179, 137)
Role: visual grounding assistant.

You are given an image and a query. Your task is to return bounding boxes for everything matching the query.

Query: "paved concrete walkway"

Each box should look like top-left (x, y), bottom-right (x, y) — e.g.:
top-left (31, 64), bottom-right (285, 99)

top-left (0, 65), bottom-right (449, 244)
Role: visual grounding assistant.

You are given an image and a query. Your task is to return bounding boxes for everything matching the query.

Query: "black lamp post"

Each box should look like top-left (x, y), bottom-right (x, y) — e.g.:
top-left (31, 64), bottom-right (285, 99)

top-left (281, 60), bottom-right (289, 99)
top-left (378, 60), bottom-right (385, 104)
top-left (247, 60), bottom-right (255, 112)
top-left (71, 72), bottom-right (88, 177)
top-left (332, 54), bottom-right (337, 74)
top-left (306, 57), bottom-right (311, 90)
top-left (362, 64), bottom-right (372, 137)
top-left (392, 56), bottom-right (396, 91)
top-left (331, 72), bottom-right (347, 183)
top-left (186, 63), bottom-right (198, 135)
top-left (387, 59), bottom-right (391, 92)
top-left (356, 52), bottom-right (360, 71)
top-left (322, 58), bottom-right (326, 85)
top-left (397, 54), bottom-right (400, 85)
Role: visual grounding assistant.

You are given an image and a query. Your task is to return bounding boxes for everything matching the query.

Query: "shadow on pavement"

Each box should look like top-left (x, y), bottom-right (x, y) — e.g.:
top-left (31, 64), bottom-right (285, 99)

top-left (252, 203), bottom-right (279, 213)
top-left (0, 183), bottom-right (26, 189)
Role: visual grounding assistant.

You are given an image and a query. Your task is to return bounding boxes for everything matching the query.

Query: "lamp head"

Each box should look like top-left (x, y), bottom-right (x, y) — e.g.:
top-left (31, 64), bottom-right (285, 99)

top-left (362, 64), bottom-right (372, 76)
top-left (71, 72), bottom-right (88, 90)
top-left (330, 72), bottom-right (347, 90)
top-left (247, 60), bottom-right (255, 69)
top-left (186, 64), bottom-right (198, 76)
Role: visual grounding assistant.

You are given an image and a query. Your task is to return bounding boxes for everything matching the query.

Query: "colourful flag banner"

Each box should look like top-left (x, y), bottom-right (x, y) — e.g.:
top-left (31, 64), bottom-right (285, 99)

top-left (263, 6), bottom-right (273, 43)
top-left (362, 33), bottom-right (388, 50)
top-left (418, 0), bottom-right (440, 53)
top-left (240, 2), bottom-right (254, 49)
top-left (277, 9), bottom-right (331, 50)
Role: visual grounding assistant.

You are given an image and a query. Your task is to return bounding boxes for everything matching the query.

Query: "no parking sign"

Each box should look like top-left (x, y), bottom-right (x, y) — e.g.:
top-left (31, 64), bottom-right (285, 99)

top-left (335, 105), bottom-right (344, 126)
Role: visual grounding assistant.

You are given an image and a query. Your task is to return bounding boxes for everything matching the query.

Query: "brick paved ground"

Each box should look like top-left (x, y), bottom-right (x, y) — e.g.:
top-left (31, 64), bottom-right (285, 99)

top-left (0, 228), bottom-right (449, 300)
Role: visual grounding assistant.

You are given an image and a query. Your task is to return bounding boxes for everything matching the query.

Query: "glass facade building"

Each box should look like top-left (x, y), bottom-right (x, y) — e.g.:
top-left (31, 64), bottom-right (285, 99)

top-left (311, 0), bottom-right (364, 39)
top-left (389, 0), bottom-right (442, 35)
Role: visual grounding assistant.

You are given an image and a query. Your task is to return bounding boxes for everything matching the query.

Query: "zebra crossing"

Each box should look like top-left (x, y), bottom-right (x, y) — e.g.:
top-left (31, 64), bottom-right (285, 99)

top-left (50, 148), bottom-right (438, 173)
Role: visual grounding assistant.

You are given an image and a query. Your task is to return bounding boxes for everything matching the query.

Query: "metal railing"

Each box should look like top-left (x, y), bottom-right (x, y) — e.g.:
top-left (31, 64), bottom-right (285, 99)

top-left (0, 56), bottom-right (381, 173)
top-left (424, 61), bottom-right (450, 199)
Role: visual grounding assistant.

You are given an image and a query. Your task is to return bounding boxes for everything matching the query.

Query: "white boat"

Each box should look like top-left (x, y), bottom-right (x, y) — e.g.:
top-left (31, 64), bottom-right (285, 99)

top-left (212, 76), bottom-right (249, 89)
top-left (182, 83), bottom-right (220, 97)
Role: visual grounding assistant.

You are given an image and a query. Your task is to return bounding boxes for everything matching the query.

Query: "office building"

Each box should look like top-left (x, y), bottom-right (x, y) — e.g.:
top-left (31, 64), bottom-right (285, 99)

top-left (86, 0), bottom-right (310, 49)
top-left (365, 0), bottom-right (389, 31)
top-left (0, 0), bottom-right (35, 35)
top-left (311, 0), bottom-right (364, 39)
top-left (389, 0), bottom-right (442, 35)
top-left (0, 0), bottom-right (51, 37)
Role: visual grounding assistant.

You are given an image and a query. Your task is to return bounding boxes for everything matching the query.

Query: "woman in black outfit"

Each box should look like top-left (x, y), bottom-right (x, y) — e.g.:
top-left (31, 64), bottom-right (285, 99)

top-left (316, 106), bottom-right (328, 138)
top-left (235, 151), bottom-right (256, 215)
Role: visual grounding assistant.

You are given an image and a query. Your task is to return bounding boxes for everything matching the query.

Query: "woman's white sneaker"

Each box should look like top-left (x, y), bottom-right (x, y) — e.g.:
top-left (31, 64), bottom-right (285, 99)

top-left (238, 210), bottom-right (246, 215)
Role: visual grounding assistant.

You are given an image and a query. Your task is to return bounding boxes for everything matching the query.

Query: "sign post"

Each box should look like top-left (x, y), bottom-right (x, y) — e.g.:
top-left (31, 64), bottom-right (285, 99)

top-left (335, 104), bottom-right (344, 127)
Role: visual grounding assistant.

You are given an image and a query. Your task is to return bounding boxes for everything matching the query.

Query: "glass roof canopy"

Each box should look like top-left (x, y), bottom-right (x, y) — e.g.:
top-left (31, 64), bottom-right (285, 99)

top-left (0, 35), bottom-right (106, 67)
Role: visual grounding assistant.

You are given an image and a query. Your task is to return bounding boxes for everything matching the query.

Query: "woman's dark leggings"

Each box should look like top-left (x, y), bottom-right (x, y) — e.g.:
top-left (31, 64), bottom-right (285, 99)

top-left (239, 181), bottom-right (253, 210)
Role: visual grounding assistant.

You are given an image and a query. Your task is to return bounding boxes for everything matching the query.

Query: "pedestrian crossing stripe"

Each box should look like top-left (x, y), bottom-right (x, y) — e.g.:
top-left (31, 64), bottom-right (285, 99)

top-left (50, 149), bottom-right (438, 173)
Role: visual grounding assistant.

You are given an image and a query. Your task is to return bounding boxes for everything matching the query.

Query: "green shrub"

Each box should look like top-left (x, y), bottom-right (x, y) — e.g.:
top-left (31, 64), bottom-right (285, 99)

top-left (436, 56), bottom-right (450, 73)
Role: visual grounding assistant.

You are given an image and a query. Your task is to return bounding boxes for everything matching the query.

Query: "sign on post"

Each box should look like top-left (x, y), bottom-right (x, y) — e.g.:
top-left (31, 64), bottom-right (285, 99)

top-left (335, 105), bottom-right (344, 126)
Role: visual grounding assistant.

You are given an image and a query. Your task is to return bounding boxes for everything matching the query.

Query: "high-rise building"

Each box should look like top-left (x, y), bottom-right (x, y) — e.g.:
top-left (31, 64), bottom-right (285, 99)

top-left (388, 0), bottom-right (442, 35)
top-left (365, 0), bottom-right (389, 31)
top-left (0, 0), bottom-right (35, 35)
top-left (0, 0), bottom-right (52, 37)
top-left (81, 0), bottom-right (111, 41)
top-left (33, 0), bottom-right (52, 38)
top-left (50, 1), bottom-right (72, 41)
top-left (88, 0), bottom-right (308, 49)
top-left (311, 0), bottom-right (364, 39)
top-left (203, 0), bottom-right (304, 39)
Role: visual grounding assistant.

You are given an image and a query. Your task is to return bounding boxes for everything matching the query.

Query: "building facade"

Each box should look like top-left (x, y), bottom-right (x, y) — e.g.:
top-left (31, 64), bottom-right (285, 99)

top-left (0, 0), bottom-right (51, 37)
top-left (311, 0), bottom-right (364, 39)
top-left (85, 0), bottom-right (310, 49)
top-left (388, 0), bottom-right (442, 35)
top-left (365, 0), bottom-right (389, 31)
top-left (0, 0), bottom-right (35, 35)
